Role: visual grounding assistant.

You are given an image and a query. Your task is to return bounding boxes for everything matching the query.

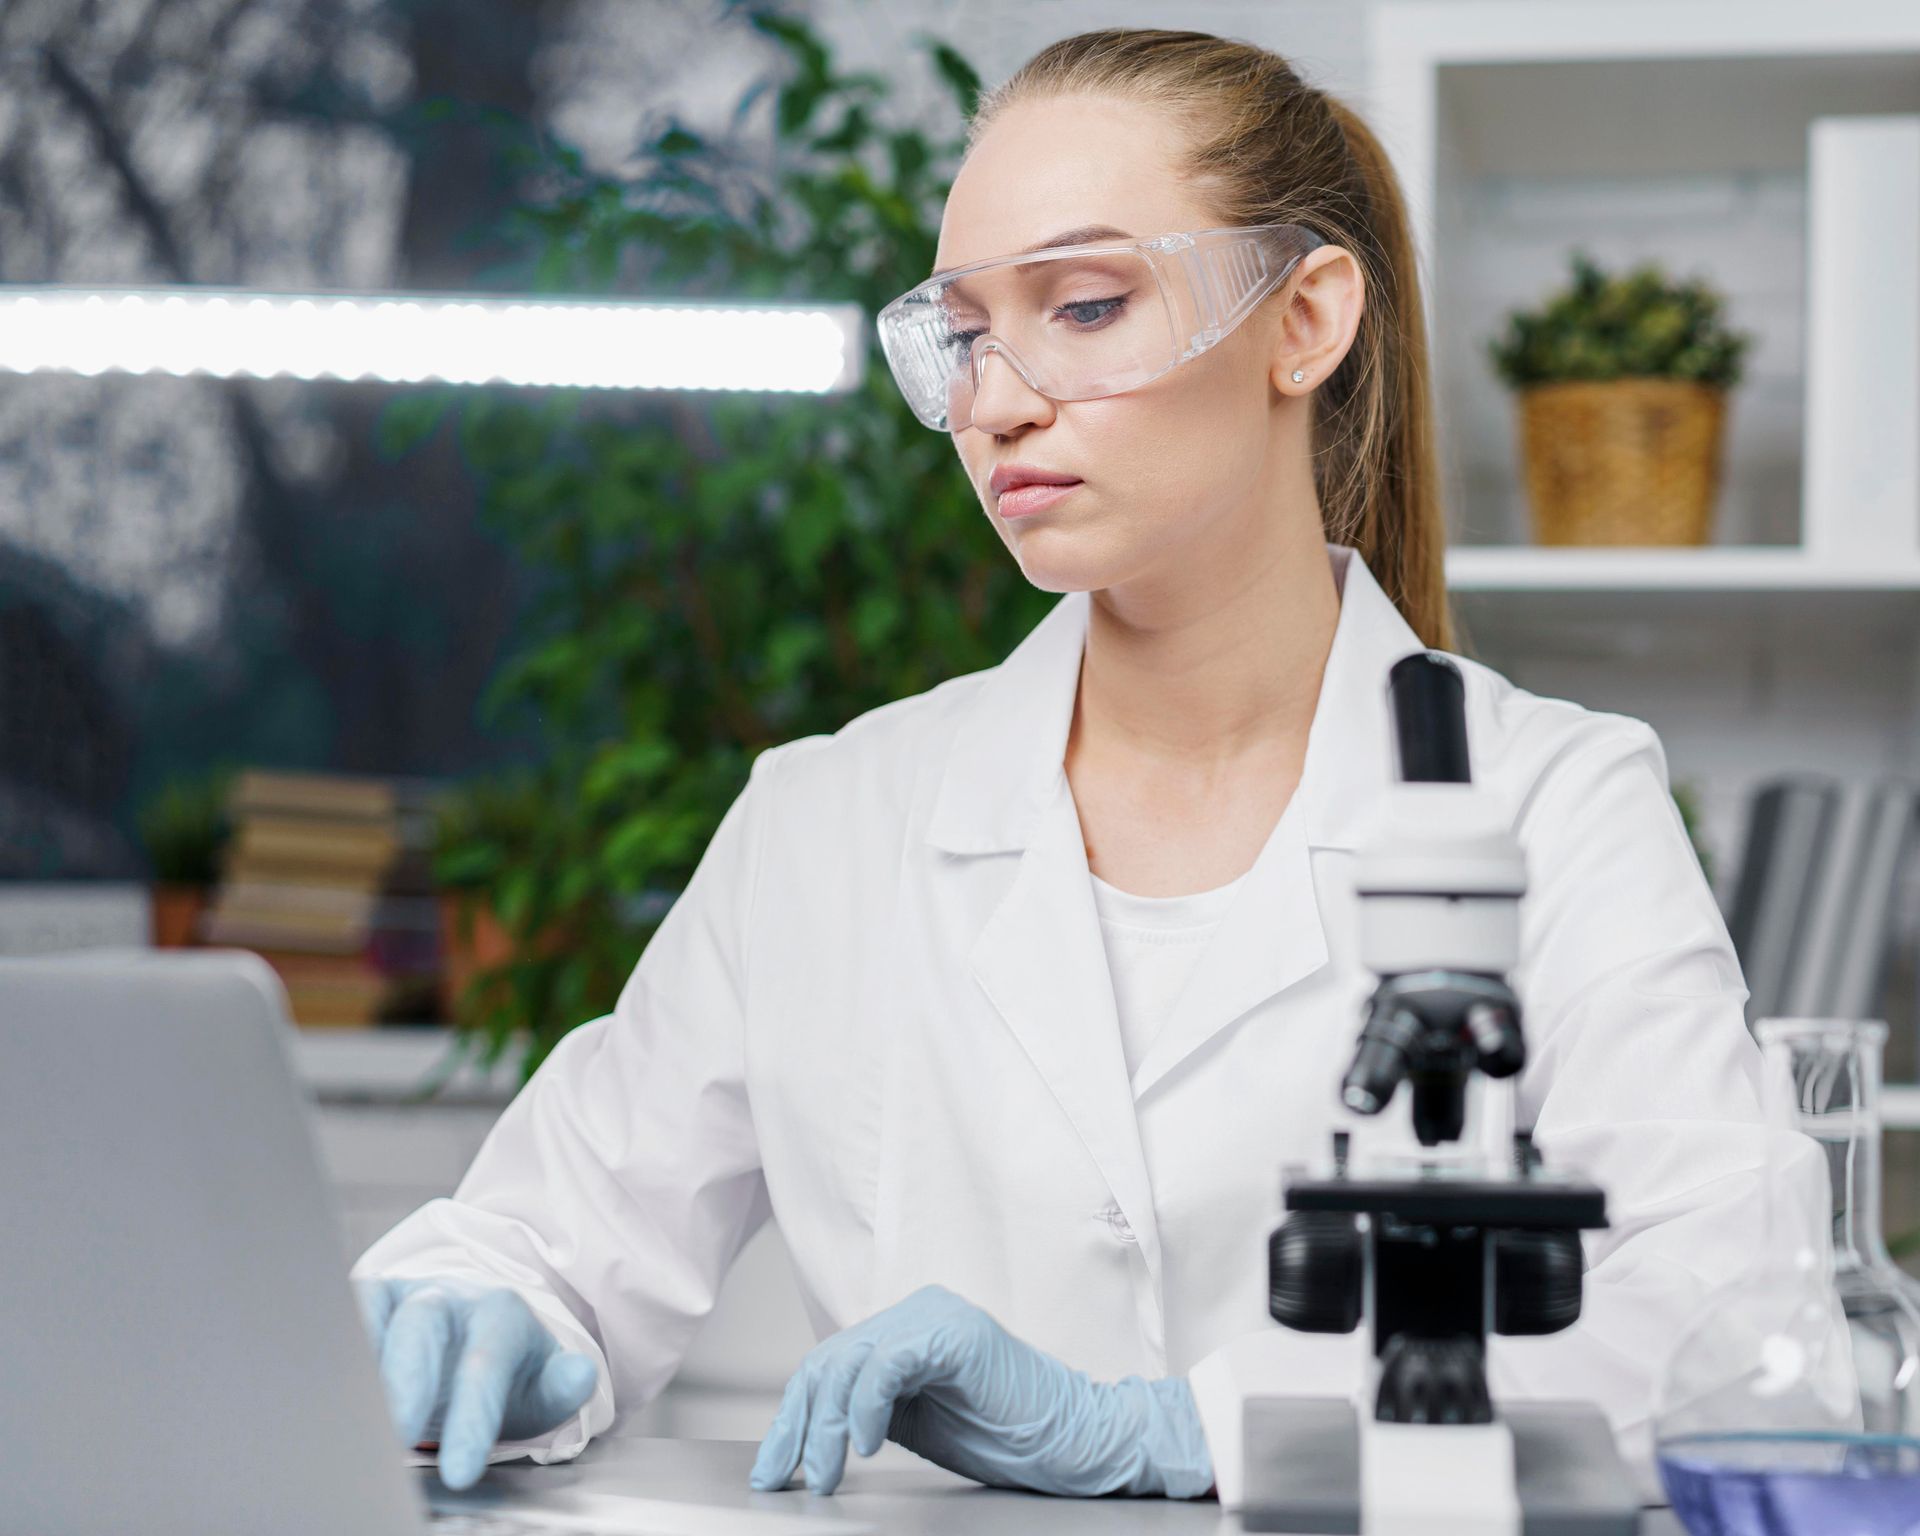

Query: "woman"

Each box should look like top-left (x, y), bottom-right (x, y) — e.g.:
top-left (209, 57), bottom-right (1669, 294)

top-left (353, 28), bottom-right (1787, 1511)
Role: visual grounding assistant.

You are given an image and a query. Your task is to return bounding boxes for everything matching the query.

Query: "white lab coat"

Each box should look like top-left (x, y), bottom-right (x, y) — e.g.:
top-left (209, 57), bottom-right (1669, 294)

top-left (354, 541), bottom-right (1796, 1509)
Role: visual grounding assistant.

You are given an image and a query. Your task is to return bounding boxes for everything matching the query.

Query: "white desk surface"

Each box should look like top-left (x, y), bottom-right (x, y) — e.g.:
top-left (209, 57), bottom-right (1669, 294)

top-left (421, 1430), bottom-right (1689, 1535)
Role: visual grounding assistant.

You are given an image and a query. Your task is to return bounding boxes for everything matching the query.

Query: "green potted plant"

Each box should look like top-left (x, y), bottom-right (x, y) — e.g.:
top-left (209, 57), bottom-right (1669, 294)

top-left (1488, 250), bottom-right (1754, 546)
top-left (431, 768), bottom-right (571, 1028)
top-left (385, 11), bottom-right (1032, 1080)
top-left (135, 768), bottom-right (235, 946)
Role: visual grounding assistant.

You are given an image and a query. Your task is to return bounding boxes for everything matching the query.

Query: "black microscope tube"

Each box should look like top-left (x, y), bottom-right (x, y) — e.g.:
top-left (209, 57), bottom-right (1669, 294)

top-left (1388, 652), bottom-right (1470, 784)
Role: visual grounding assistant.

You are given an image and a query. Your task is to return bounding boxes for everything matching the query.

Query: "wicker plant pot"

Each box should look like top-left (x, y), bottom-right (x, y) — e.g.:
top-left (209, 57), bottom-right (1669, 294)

top-left (1517, 378), bottom-right (1727, 546)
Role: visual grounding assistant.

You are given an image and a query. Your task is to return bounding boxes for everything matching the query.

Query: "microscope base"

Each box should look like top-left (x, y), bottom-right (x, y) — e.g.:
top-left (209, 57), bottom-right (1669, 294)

top-left (1240, 1395), bottom-right (1639, 1535)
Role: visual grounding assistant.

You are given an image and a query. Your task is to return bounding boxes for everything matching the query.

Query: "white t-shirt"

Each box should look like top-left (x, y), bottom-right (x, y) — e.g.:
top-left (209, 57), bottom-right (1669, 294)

top-left (1089, 865), bottom-right (1251, 1086)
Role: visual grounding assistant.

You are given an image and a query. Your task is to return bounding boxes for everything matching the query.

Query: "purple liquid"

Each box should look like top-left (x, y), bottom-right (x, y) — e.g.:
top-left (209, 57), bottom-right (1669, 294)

top-left (1659, 1433), bottom-right (1920, 1536)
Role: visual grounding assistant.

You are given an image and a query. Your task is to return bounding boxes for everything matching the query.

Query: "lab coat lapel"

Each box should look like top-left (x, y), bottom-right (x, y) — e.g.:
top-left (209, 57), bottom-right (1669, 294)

top-left (925, 587), bottom-right (1164, 1295)
top-left (1129, 545), bottom-right (1421, 1101)
top-left (1127, 800), bottom-right (1327, 1101)
top-left (964, 769), bottom-right (1164, 1293)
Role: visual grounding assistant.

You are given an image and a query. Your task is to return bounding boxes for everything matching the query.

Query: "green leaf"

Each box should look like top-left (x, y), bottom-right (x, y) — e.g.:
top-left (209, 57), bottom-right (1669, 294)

top-left (600, 814), bottom-right (664, 883)
top-left (658, 122), bottom-right (704, 157)
top-left (495, 867), bottom-right (536, 934)
top-left (776, 79), bottom-right (825, 136)
top-left (923, 38), bottom-right (981, 118)
top-left (376, 391), bottom-right (454, 459)
top-left (777, 485), bottom-right (843, 571)
top-left (750, 11), bottom-right (831, 81)
top-left (532, 241), bottom-right (577, 291)
top-left (763, 620), bottom-right (826, 688)
top-left (582, 739), bottom-right (675, 805)
top-left (135, 769), bottom-right (234, 884)
top-left (850, 588), bottom-right (902, 650)
top-left (1488, 249), bottom-right (1753, 390)
top-left (887, 130), bottom-right (930, 185)
top-left (813, 103), bottom-right (872, 153)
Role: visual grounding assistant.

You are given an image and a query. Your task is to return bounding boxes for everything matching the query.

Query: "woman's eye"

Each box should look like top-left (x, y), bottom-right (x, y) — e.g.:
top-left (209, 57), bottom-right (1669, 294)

top-left (1055, 296), bottom-right (1126, 327)
top-left (941, 295), bottom-right (1127, 355)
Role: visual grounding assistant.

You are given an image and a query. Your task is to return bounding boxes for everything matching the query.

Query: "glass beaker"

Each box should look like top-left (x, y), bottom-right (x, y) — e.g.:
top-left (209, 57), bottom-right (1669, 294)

top-left (1651, 1017), bottom-right (1920, 1534)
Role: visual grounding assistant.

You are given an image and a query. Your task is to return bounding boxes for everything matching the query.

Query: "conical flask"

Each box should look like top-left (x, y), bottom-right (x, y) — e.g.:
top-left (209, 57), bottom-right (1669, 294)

top-left (1771, 1019), bottom-right (1920, 1436)
top-left (1652, 1017), bottom-right (1920, 1534)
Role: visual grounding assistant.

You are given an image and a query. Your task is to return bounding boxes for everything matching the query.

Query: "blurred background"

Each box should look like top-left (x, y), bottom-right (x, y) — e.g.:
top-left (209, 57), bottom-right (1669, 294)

top-left (9, 0), bottom-right (1920, 1439)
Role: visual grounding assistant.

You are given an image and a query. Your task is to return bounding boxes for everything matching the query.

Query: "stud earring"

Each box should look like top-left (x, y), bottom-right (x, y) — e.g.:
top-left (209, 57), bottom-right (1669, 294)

top-left (1291, 369), bottom-right (1306, 383)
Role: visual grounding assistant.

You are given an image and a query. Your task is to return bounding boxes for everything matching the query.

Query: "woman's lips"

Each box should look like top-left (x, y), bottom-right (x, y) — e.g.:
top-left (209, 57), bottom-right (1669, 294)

top-left (997, 480), bottom-right (1081, 518)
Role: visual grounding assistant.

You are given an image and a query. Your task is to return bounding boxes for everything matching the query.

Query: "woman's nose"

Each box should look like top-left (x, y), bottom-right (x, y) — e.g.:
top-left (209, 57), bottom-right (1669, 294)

top-left (963, 342), bottom-right (1056, 436)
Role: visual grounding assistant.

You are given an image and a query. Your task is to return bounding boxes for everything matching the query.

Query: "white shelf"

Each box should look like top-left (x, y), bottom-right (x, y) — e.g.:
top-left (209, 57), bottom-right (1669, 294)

top-left (1447, 546), bottom-right (1920, 593)
top-left (1370, 2), bottom-right (1920, 267)
top-left (291, 1026), bottom-right (522, 1103)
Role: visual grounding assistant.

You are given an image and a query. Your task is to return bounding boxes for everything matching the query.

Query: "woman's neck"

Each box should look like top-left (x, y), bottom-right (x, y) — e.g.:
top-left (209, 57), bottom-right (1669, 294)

top-left (1070, 534), bottom-right (1341, 781)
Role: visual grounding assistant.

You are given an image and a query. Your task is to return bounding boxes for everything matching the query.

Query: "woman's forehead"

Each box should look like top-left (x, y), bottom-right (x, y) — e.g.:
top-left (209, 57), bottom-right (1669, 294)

top-left (934, 97), bottom-right (1205, 274)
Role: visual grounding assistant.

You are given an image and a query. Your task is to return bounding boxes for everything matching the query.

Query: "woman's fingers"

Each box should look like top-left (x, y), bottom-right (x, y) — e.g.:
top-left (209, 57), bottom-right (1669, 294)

top-left (750, 1295), bottom-right (979, 1497)
top-left (381, 1287), bottom-right (457, 1451)
top-left (352, 1277), bottom-right (399, 1356)
top-left (798, 1343), bottom-right (873, 1494)
top-left (507, 1349), bottom-right (599, 1441)
top-left (748, 1364), bottom-right (814, 1491)
top-left (435, 1289), bottom-right (528, 1491)
top-left (847, 1335), bottom-right (939, 1458)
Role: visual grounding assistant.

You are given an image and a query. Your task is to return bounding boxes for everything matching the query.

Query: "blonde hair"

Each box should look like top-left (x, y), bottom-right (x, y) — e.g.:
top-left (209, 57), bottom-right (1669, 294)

top-left (968, 28), bottom-right (1454, 650)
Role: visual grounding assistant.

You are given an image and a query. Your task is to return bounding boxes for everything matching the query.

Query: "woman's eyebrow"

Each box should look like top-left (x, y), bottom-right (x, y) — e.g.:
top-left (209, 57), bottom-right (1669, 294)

top-left (930, 224), bottom-right (1134, 279)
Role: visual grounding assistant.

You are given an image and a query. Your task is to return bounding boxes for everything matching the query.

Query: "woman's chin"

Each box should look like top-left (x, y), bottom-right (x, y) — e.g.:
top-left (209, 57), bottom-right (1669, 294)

top-left (1012, 553), bottom-right (1109, 596)
top-left (1004, 525), bottom-right (1130, 595)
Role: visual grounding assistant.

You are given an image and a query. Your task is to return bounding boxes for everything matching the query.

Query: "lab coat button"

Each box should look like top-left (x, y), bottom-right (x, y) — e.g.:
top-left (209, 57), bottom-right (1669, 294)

top-left (1102, 1206), bottom-right (1137, 1243)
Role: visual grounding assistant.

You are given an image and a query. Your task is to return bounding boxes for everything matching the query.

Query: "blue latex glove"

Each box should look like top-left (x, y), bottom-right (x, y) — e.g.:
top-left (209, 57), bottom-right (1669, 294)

top-left (747, 1283), bottom-right (1213, 1499)
top-left (353, 1276), bottom-right (600, 1491)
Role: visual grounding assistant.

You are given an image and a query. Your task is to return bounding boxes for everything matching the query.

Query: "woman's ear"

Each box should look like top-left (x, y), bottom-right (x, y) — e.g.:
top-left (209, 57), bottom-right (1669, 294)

top-left (1271, 245), bottom-right (1365, 393)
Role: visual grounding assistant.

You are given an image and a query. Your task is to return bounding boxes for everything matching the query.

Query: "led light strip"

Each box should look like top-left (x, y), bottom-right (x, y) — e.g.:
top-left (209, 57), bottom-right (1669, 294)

top-left (0, 287), bottom-right (865, 393)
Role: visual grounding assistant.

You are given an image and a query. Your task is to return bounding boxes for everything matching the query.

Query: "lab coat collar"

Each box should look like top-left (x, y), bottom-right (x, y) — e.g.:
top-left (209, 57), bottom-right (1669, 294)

top-left (924, 542), bottom-right (1421, 859)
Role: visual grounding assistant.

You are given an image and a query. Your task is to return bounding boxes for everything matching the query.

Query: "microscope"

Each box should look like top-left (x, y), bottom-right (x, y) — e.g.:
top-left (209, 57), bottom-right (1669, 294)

top-left (1240, 652), bottom-right (1641, 1535)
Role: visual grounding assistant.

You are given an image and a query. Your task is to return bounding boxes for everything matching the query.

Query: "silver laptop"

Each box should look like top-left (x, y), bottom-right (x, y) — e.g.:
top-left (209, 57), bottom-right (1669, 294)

top-left (0, 947), bottom-right (865, 1536)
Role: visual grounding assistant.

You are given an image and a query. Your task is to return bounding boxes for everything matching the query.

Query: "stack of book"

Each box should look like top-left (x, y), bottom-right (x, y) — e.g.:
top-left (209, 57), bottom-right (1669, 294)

top-left (199, 769), bottom-right (449, 1027)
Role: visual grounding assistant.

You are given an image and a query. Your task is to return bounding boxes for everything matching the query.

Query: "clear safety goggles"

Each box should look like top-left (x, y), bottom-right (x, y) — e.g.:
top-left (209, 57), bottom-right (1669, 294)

top-left (876, 222), bottom-right (1327, 433)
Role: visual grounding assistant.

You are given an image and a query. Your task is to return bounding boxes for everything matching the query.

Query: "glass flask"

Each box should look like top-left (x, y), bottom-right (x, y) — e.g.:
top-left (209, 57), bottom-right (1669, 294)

top-left (1653, 1017), bottom-right (1920, 1535)
top-left (1783, 1019), bottom-right (1920, 1435)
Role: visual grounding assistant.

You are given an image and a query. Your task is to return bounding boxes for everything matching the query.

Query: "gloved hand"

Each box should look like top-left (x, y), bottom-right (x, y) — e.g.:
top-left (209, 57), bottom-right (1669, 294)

top-left (353, 1275), bottom-right (600, 1491)
top-left (747, 1283), bottom-right (1213, 1499)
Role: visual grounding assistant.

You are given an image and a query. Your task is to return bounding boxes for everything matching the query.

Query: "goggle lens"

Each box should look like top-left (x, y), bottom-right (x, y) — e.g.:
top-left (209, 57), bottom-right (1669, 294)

top-left (885, 250), bottom-right (1174, 432)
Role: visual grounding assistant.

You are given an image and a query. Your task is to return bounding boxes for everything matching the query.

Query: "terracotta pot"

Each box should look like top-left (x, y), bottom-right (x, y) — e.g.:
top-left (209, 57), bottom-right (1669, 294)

top-left (439, 889), bottom-right (506, 1024)
top-left (151, 884), bottom-right (208, 948)
top-left (436, 888), bottom-right (570, 1025)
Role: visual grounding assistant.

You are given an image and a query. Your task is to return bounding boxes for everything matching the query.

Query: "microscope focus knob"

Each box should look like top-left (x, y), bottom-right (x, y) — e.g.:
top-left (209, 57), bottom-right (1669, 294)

top-left (1268, 1211), bottom-right (1363, 1334)
top-left (1493, 1227), bottom-right (1585, 1336)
